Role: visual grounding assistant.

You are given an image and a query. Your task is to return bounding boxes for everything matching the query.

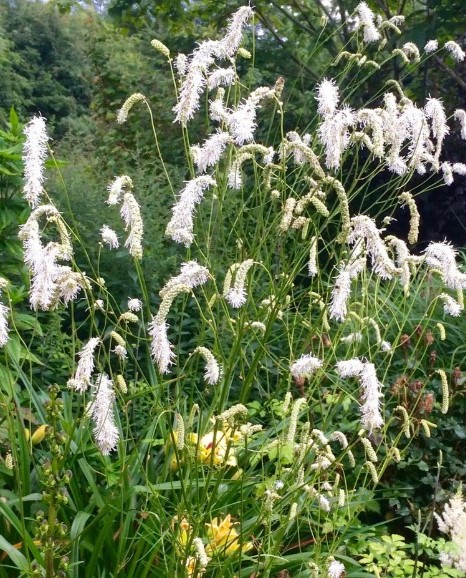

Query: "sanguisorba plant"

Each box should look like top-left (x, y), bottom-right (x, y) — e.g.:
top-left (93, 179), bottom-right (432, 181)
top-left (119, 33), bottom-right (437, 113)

top-left (2, 3), bottom-right (466, 577)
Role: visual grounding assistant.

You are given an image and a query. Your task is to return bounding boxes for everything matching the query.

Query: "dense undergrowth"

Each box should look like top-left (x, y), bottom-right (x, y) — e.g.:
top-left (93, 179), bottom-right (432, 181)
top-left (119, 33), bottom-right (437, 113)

top-left (0, 4), bottom-right (466, 578)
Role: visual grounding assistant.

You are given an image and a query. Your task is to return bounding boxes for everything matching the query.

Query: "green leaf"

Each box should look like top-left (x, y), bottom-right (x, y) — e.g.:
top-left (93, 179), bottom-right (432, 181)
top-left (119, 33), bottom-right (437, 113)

top-left (0, 536), bottom-right (30, 572)
top-left (70, 511), bottom-right (92, 540)
top-left (12, 313), bottom-right (43, 336)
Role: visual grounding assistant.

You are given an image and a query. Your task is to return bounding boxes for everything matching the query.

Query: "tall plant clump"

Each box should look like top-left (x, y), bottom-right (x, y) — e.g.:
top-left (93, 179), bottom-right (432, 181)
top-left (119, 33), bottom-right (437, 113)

top-left (1, 3), bottom-right (466, 577)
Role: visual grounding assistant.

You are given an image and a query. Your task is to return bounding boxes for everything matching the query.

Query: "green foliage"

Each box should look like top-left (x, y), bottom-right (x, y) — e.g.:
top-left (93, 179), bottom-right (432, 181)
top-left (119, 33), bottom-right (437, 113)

top-left (1, 3), bottom-right (466, 578)
top-left (0, 0), bottom-right (91, 135)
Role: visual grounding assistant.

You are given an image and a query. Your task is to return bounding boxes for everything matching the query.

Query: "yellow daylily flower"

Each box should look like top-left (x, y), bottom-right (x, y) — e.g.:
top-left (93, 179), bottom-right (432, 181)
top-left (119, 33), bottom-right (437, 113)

top-left (190, 428), bottom-right (237, 467)
top-left (205, 514), bottom-right (253, 557)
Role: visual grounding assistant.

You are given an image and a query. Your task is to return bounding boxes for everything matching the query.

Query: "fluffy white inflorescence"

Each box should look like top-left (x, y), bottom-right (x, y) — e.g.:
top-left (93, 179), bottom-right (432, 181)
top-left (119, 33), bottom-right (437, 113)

top-left (290, 354), bottom-right (323, 379)
top-left (90, 374), bottom-right (119, 455)
top-left (127, 298), bottom-right (142, 312)
top-left (68, 337), bottom-right (101, 393)
top-left (425, 98), bottom-right (449, 166)
top-left (454, 109), bottom-right (466, 140)
top-left (20, 219), bottom-right (59, 310)
top-left (335, 358), bottom-right (384, 431)
top-left (316, 79), bottom-right (339, 117)
top-left (57, 269), bottom-right (88, 306)
top-left (329, 257), bottom-right (366, 321)
top-left (440, 293), bottom-right (463, 317)
top-left (327, 559), bottom-right (346, 578)
top-left (18, 205), bottom-right (82, 311)
top-left (219, 6), bottom-right (254, 57)
top-left (22, 116), bottom-right (49, 207)
top-left (149, 283), bottom-right (193, 373)
top-left (318, 105), bottom-right (356, 170)
top-left (442, 161), bottom-right (454, 185)
top-left (348, 215), bottom-right (399, 279)
top-left (0, 279), bottom-right (9, 347)
top-left (424, 242), bottom-right (466, 290)
top-left (227, 87), bottom-right (275, 145)
top-left (173, 7), bottom-right (253, 125)
top-left (120, 193), bottom-right (144, 259)
top-left (402, 104), bottom-right (431, 174)
top-left (113, 344), bottom-right (127, 359)
top-left (207, 67), bottom-right (236, 90)
top-left (424, 39), bottom-right (438, 53)
top-left (100, 225), bottom-right (119, 249)
top-left (356, 2), bottom-right (381, 43)
top-left (107, 175), bottom-right (133, 205)
top-left (166, 176), bottom-right (216, 246)
top-left (0, 301), bottom-right (8, 347)
top-left (159, 261), bottom-right (210, 298)
top-left (148, 319), bottom-right (174, 374)
top-left (224, 258), bottom-right (254, 308)
top-left (191, 131), bottom-right (231, 173)
top-left (445, 40), bottom-right (465, 62)
top-left (434, 490), bottom-right (466, 572)
top-left (174, 53), bottom-right (188, 76)
top-left (193, 346), bottom-right (222, 384)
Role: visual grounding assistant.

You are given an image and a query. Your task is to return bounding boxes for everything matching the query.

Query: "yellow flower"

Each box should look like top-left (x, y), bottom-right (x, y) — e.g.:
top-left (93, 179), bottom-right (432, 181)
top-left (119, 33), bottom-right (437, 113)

top-left (185, 555), bottom-right (197, 577)
top-left (189, 428), bottom-right (237, 467)
top-left (205, 514), bottom-right (253, 557)
top-left (172, 515), bottom-right (192, 552)
top-left (31, 424), bottom-right (48, 445)
top-left (185, 554), bottom-right (207, 577)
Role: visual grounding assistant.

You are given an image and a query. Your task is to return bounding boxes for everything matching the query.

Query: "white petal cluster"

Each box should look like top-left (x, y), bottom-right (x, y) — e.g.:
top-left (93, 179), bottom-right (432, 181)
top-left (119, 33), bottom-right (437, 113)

top-left (127, 298), bottom-right (142, 312)
top-left (424, 242), bottom-right (466, 290)
top-left (219, 6), bottom-right (254, 57)
top-left (207, 67), bottom-right (236, 90)
top-left (224, 259), bottom-right (254, 308)
top-left (327, 559), bottom-right (346, 578)
top-left (193, 346), bottom-right (222, 385)
top-left (440, 293), bottom-right (462, 317)
top-left (160, 261), bottom-right (210, 298)
top-left (191, 131), bottom-right (231, 173)
top-left (356, 2), bottom-right (381, 43)
top-left (166, 176), bottom-right (216, 246)
top-left (0, 279), bottom-right (9, 347)
top-left (335, 358), bottom-right (384, 431)
top-left (0, 302), bottom-right (8, 347)
top-left (318, 106), bottom-right (356, 170)
top-left (150, 271), bottom-right (208, 373)
top-left (22, 116), bottom-right (49, 207)
top-left (120, 193), bottom-right (143, 259)
top-left (313, 81), bottom-right (452, 175)
top-left (227, 87), bottom-right (275, 146)
top-left (19, 205), bottom-right (86, 311)
top-left (329, 257), bottom-right (366, 321)
top-left (454, 109), bottom-right (466, 140)
top-left (68, 337), bottom-right (101, 393)
top-left (290, 354), bottom-right (323, 379)
top-left (424, 40), bottom-right (438, 53)
top-left (89, 374), bottom-right (119, 455)
top-left (149, 284), bottom-right (191, 373)
top-left (173, 7), bottom-right (253, 125)
top-left (107, 175), bottom-right (133, 205)
top-left (425, 98), bottom-right (449, 167)
top-left (348, 215), bottom-right (399, 279)
top-left (445, 41), bottom-right (465, 62)
top-left (316, 79), bottom-right (339, 117)
top-left (100, 225), bottom-right (119, 249)
top-left (434, 491), bottom-right (466, 572)
top-left (148, 319), bottom-right (174, 374)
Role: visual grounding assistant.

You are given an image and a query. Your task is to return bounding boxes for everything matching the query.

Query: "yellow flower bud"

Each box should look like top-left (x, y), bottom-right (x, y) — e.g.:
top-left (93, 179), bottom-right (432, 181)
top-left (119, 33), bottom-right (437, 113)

top-left (31, 424), bottom-right (48, 445)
